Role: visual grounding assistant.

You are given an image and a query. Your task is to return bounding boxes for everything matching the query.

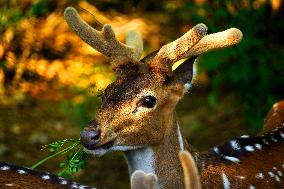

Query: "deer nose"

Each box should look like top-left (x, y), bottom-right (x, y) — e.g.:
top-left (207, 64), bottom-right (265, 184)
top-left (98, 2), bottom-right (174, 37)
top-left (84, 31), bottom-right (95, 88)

top-left (80, 121), bottom-right (101, 149)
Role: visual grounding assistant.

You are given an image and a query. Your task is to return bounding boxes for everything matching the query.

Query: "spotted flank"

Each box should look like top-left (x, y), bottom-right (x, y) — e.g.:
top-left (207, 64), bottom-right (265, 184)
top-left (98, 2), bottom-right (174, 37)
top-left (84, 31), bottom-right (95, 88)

top-left (0, 162), bottom-right (97, 189)
top-left (211, 125), bottom-right (284, 163)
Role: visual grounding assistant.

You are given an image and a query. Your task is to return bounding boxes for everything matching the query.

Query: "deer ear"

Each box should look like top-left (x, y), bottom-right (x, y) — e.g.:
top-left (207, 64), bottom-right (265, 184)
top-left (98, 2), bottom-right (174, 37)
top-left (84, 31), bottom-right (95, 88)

top-left (171, 56), bottom-right (197, 92)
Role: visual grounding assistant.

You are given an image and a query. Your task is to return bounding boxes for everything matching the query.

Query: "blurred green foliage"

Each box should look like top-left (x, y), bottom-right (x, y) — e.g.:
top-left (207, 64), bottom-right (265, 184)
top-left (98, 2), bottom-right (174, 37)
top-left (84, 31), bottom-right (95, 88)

top-left (165, 1), bottom-right (284, 132)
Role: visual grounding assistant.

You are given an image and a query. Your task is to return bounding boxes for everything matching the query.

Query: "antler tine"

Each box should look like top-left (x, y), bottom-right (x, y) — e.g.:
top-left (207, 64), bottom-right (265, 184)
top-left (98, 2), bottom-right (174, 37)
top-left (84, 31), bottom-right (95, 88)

top-left (126, 30), bottom-right (143, 60)
top-left (131, 170), bottom-right (158, 189)
top-left (151, 23), bottom-right (208, 72)
top-left (184, 28), bottom-right (243, 58)
top-left (64, 7), bottom-right (143, 67)
top-left (179, 151), bottom-right (202, 189)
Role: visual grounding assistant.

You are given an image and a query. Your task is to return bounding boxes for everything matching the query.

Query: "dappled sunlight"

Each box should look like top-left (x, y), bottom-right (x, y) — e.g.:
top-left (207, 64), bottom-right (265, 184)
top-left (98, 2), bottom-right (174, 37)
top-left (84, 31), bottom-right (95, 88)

top-left (0, 1), bottom-right (158, 104)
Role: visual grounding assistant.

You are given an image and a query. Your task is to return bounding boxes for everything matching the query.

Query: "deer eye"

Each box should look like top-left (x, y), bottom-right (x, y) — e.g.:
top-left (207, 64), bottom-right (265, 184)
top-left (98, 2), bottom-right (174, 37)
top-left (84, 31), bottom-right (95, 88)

top-left (140, 95), bottom-right (157, 108)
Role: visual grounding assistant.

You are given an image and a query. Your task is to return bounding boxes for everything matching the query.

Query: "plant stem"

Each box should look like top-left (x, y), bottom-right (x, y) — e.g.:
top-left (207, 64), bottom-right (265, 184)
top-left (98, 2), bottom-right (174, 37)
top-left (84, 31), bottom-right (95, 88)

top-left (31, 141), bottom-right (80, 170)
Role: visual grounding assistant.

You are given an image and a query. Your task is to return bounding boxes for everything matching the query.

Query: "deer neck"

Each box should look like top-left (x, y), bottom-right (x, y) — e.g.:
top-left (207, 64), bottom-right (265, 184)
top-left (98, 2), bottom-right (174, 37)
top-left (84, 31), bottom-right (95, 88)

top-left (124, 114), bottom-right (186, 189)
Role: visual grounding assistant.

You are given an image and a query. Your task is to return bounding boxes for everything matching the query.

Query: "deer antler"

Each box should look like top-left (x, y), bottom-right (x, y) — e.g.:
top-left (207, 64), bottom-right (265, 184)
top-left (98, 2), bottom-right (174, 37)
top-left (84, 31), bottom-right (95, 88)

top-left (151, 23), bottom-right (208, 72)
top-left (131, 170), bottom-right (158, 189)
top-left (64, 7), bottom-right (143, 68)
top-left (179, 151), bottom-right (202, 189)
top-left (184, 28), bottom-right (243, 58)
top-left (152, 26), bottom-right (243, 73)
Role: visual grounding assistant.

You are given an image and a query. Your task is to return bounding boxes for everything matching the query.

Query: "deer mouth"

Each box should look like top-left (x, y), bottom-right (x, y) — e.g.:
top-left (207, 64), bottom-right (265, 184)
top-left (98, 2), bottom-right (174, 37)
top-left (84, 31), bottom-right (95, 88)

top-left (96, 140), bottom-right (115, 150)
top-left (83, 139), bottom-right (144, 156)
top-left (82, 139), bottom-right (115, 156)
top-left (82, 139), bottom-right (115, 151)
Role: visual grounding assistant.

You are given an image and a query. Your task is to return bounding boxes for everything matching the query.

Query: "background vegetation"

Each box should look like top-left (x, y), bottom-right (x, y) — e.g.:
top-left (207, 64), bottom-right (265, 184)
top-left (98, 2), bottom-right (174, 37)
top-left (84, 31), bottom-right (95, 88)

top-left (0, 0), bottom-right (283, 188)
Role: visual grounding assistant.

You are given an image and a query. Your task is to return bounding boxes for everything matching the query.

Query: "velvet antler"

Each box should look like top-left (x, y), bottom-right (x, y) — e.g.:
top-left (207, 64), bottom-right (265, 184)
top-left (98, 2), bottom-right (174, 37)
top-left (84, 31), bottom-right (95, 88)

top-left (179, 151), bottom-right (202, 189)
top-left (150, 23), bottom-right (208, 72)
top-left (151, 26), bottom-right (243, 73)
top-left (64, 7), bottom-right (143, 68)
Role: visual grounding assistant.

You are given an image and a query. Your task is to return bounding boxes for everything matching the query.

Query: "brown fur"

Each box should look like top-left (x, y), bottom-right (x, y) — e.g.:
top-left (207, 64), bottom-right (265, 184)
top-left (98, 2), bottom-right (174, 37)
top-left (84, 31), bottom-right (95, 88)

top-left (262, 100), bottom-right (284, 134)
top-left (199, 101), bottom-right (284, 188)
top-left (0, 171), bottom-right (67, 189)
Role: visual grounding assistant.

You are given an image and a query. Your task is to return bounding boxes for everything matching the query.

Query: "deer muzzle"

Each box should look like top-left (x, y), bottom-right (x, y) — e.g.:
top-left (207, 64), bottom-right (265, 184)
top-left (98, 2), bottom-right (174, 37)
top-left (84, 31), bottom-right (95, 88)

top-left (80, 119), bottom-right (117, 150)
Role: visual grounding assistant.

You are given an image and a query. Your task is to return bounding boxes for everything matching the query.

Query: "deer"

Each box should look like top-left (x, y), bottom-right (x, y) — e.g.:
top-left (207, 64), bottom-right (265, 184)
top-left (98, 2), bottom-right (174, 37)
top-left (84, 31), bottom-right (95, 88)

top-left (0, 7), bottom-right (203, 189)
top-left (63, 6), bottom-right (284, 189)
top-left (0, 6), bottom-right (282, 189)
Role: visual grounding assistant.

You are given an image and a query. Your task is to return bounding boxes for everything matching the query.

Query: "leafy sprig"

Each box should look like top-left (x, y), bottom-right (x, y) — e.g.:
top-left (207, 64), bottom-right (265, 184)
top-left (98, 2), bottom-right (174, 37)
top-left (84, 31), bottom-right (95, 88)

top-left (31, 138), bottom-right (87, 177)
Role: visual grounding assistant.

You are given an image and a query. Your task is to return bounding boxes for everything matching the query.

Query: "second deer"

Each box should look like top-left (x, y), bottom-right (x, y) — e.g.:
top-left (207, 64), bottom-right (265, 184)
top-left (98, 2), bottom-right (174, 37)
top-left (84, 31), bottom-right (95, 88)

top-left (65, 7), bottom-right (284, 189)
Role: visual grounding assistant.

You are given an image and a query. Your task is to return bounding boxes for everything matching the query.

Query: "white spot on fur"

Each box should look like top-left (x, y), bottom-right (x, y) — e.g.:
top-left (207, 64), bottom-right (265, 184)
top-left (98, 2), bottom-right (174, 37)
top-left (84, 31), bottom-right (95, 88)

top-left (235, 175), bottom-right (245, 179)
top-left (280, 132), bottom-right (284, 139)
top-left (223, 156), bottom-right (240, 163)
top-left (177, 124), bottom-right (184, 150)
top-left (254, 143), bottom-right (262, 150)
top-left (79, 185), bottom-right (87, 189)
top-left (244, 145), bottom-right (254, 152)
top-left (256, 172), bottom-right (264, 179)
top-left (268, 171), bottom-right (274, 177)
top-left (5, 183), bottom-right (13, 187)
top-left (0, 165), bottom-right (10, 171)
top-left (262, 138), bottom-right (269, 144)
top-left (222, 173), bottom-right (230, 189)
top-left (255, 173), bottom-right (264, 179)
top-left (249, 185), bottom-right (256, 189)
top-left (213, 147), bottom-right (220, 155)
top-left (277, 170), bottom-right (282, 177)
top-left (42, 175), bottom-right (50, 180)
top-left (230, 140), bottom-right (241, 150)
top-left (274, 175), bottom-right (281, 183)
top-left (271, 136), bottom-right (278, 142)
top-left (60, 180), bottom-right (68, 185)
top-left (17, 169), bottom-right (27, 174)
top-left (240, 135), bottom-right (249, 138)
top-left (71, 183), bottom-right (79, 188)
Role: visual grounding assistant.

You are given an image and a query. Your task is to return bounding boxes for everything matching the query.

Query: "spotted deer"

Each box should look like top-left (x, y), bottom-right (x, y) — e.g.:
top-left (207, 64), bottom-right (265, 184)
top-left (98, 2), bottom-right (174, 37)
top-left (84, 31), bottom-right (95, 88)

top-left (0, 6), bottom-right (282, 189)
top-left (64, 7), bottom-right (284, 189)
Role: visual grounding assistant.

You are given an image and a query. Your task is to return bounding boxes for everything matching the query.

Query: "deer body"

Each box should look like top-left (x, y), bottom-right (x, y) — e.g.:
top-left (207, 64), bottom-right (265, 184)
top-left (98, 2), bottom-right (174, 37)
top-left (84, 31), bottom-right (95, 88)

top-left (64, 7), bottom-right (284, 189)
top-left (0, 162), bottom-right (95, 189)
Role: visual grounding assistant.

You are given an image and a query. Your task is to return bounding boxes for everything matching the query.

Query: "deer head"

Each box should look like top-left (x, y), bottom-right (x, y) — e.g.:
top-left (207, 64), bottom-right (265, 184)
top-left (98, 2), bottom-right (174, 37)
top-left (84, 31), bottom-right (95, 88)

top-left (64, 7), bottom-right (242, 157)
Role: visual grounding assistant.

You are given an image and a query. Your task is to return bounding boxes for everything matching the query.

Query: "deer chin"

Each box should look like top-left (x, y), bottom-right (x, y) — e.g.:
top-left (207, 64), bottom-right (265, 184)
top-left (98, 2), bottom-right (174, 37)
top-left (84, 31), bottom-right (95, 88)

top-left (83, 142), bottom-right (144, 157)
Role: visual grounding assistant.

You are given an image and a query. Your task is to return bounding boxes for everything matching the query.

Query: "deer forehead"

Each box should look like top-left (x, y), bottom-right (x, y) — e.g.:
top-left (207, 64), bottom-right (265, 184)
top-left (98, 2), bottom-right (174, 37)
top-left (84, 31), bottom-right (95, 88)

top-left (102, 72), bottom-right (166, 108)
